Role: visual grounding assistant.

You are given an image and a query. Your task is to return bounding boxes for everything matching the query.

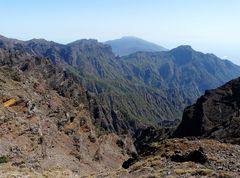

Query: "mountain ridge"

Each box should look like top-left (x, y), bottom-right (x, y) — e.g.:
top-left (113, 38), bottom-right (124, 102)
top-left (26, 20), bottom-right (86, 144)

top-left (1, 34), bottom-right (240, 132)
top-left (1, 34), bottom-right (240, 177)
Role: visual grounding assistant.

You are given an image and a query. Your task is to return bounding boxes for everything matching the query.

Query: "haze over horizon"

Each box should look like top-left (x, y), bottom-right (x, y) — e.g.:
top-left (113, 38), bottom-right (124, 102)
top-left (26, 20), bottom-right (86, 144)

top-left (1, 0), bottom-right (240, 64)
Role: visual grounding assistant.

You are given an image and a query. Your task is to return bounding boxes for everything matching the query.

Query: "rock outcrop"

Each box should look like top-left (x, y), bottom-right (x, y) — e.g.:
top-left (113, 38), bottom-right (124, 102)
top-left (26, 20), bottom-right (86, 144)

top-left (174, 77), bottom-right (240, 144)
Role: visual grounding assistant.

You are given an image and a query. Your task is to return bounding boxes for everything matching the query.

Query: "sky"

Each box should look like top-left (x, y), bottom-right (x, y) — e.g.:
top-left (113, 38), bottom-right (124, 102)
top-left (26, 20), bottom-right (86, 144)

top-left (0, 0), bottom-right (240, 64)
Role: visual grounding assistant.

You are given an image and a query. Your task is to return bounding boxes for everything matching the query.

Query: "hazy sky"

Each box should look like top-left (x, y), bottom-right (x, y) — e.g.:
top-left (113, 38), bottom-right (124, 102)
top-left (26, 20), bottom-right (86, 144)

top-left (0, 0), bottom-right (240, 64)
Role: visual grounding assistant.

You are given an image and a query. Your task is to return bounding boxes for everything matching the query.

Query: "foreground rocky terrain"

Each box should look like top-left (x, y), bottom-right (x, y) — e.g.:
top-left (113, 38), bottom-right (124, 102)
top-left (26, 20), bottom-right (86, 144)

top-left (0, 48), bottom-right (136, 177)
top-left (97, 138), bottom-right (240, 178)
top-left (2, 138), bottom-right (239, 177)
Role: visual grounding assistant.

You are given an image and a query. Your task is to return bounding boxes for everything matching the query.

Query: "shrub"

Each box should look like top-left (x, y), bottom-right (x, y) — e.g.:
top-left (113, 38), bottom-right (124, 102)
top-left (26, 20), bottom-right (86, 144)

top-left (0, 155), bottom-right (9, 164)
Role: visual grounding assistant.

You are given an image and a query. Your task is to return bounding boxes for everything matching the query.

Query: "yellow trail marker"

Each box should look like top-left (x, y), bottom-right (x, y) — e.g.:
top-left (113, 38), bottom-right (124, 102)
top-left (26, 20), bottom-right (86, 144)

top-left (3, 98), bottom-right (16, 107)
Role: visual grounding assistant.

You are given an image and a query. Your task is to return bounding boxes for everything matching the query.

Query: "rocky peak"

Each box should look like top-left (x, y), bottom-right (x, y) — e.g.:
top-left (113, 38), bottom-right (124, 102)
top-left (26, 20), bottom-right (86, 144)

top-left (169, 45), bottom-right (194, 65)
top-left (68, 39), bottom-right (114, 55)
top-left (27, 38), bottom-right (50, 44)
top-left (171, 45), bottom-right (193, 51)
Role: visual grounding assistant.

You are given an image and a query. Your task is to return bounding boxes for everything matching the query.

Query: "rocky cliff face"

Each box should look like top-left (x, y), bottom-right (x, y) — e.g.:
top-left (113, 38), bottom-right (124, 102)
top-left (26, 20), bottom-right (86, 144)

top-left (1, 35), bottom-right (240, 131)
top-left (174, 77), bottom-right (240, 144)
top-left (0, 48), bottom-right (136, 176)
top-left (0, 36), bottom-right (183, 130)
top-left (121, 46), bottom-right (240, 105)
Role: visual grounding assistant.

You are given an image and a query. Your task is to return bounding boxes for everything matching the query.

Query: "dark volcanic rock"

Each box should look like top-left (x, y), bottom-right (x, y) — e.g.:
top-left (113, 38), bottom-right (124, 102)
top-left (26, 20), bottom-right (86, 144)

top-left (171, 147), bottom-right (208, 164)
top-left (134, 126), bottom-right (173, 155)
top-left (122, 158), bottom-right (136, 169)
top-left (122, 152), bottom-right (139, 169)
top-left (174, 77), bottom-right (240, 144)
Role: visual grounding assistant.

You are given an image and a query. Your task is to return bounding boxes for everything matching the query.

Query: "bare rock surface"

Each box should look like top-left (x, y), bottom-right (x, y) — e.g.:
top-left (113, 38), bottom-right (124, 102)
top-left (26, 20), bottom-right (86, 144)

top-left (95, 138), bottom-right (240, 178)
top-left (174, 77), bottom-right (240, 144)
top-left (0, 49), bottom-right (136, 177)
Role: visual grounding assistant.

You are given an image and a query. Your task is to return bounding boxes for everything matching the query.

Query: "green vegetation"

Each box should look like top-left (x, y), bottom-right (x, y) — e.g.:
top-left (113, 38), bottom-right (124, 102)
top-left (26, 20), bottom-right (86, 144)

top-left (0, 155), bottom-right (9, 164)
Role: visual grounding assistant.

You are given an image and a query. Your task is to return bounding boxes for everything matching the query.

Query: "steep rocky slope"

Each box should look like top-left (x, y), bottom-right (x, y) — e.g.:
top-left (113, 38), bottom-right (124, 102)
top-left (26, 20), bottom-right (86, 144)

top-left (0, 48), bottom-right (136, 176)
top-left (0, 36), bottom-right (182, 129)
top-left (1, 35), bottom-right (240, 130)
top-left (121, 46), bottom-right (240, 107)
top-left (174, 77), bottom-right (240, 144)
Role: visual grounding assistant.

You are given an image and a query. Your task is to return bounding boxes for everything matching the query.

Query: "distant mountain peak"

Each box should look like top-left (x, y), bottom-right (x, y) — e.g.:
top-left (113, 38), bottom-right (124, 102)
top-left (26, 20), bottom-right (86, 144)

top-left (120, 36), bottom-right (139, 39)
top-left (68, 39), bottom-right (113, 52)
top-left (68, 39), bottom-right (100, 46)
top-left (29, 38), bottom-right (49, 43)
top-left (168, 45), bottom-right (196, 65)
top-left (119, 36), bottom-right (148, 41)
top-left (171, 45), bottom-right (193, 52)
top-left (0, 34), bottom-right (22, 44)
top-left (105, 36), bottom-right (167, 56)
top-left (0, 34), bottom-right (7, 39)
